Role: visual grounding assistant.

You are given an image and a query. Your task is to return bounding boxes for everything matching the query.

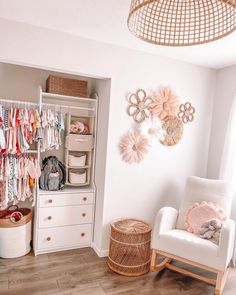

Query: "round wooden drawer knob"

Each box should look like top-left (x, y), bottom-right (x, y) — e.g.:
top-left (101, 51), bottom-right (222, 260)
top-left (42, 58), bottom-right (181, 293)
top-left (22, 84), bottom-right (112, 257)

top-left (48, 216), bottom-right (52, 220)
top-left (48, 199), bottom-right (53, 203)
top-left (46, 237), bottom-right (51, 241)
top-left (83, 197), bottom-right (87, 201)
top-left (81, 233), bottom-right (85, 237)
top-left (82, 213), bottom-right (86, 217)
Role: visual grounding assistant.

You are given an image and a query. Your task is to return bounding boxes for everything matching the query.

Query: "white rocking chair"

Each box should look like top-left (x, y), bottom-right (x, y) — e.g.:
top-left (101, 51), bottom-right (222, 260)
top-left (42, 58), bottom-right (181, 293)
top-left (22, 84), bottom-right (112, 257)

top-left (151, 176), bottom-right (235, 295)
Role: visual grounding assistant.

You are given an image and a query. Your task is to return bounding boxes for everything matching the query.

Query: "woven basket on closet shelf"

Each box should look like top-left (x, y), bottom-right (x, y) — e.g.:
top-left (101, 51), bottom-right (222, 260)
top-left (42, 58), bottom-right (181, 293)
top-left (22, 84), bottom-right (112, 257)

top-left (46, 75), bottom-right (88, 97)
top-left (108, 218), bottom-right (152, 276)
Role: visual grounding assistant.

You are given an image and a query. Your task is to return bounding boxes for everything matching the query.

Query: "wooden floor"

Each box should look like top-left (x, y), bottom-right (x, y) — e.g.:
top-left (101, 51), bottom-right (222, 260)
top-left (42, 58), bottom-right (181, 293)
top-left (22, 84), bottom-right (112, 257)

top-left (0, 248), bottom-right (235, 295)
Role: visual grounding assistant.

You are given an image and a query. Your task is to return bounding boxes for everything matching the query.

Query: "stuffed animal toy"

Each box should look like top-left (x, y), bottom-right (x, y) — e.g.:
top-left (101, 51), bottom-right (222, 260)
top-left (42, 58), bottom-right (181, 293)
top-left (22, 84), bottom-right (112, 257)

top-left (70, 121), bottom-right (85, 134)
top-left (70, 121), bottom-right (90, 134)
top-left (198, 219), bottom-right (222, 245)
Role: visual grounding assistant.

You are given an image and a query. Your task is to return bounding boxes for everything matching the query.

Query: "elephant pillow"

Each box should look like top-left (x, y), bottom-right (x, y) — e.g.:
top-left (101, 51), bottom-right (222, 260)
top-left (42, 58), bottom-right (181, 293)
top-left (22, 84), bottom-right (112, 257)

top-left (184, 201), bottom-right (226, 234)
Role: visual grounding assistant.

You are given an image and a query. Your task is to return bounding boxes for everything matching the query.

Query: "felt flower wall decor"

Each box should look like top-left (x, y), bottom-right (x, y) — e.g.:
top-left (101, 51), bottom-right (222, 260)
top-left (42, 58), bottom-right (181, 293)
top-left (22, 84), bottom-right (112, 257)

top-left (178, 102), bottom-right (195, 123)
top-left (151, 87), bottom-right (180, 120)
top-left (119, 131), bottom-right (149, 164)
top-left (160, 115), bottom-right (184, 146)
top-left (139, 117), bottom-right (164, 144)
top-left (127, 89), bottom-right (153, 123)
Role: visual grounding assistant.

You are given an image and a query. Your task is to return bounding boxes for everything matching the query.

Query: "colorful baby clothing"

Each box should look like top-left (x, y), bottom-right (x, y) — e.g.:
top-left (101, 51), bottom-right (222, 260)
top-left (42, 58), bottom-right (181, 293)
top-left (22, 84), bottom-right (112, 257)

top-left (40, 110), bottom-right (64, 152)
top-left (0, 105), bottom-right (64, 155)
top-left (0, 155), bottom-right (41, 209)
top-left (0, 102), bottom-right (64, 210)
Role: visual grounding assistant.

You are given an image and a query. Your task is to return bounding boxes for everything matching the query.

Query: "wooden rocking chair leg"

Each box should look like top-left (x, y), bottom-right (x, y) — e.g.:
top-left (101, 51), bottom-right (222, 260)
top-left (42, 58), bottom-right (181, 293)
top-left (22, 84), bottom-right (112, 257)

top-left (151, 249), bottom-right (230, 294)
top-left (150, 249), bottom-right (172, 272)
top-left (215, 269), bottom-right (229, 295)
top-left (150, 249), bottom-right (158, 271)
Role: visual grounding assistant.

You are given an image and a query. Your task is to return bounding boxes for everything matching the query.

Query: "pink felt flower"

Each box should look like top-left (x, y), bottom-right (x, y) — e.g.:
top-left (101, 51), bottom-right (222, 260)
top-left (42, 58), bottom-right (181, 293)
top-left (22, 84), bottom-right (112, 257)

top-left (119, 131), bottom-right (149, 164)
top-left (151, 87), bottom-right (180, 120)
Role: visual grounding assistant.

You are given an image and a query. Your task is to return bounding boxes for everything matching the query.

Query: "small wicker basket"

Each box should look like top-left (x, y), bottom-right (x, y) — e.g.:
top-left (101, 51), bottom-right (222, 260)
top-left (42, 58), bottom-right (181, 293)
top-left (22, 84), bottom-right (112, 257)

top-left (108, 218), bottom-right (152, 276)
top-left (46, 75), bottom-right (88, 97)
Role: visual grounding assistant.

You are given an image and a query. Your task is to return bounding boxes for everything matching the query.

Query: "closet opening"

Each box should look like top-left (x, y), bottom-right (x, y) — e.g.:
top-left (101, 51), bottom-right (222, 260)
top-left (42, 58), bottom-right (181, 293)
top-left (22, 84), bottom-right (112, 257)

top-left (0, 61), bottom-right (111, 257)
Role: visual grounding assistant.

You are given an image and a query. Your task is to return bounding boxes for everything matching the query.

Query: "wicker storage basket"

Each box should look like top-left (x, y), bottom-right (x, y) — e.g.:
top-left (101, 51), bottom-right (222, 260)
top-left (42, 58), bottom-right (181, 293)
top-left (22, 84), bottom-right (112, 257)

top-left (46, 75), bottom-right (88, 97)
top-left (0, 210), bottom-right (33, 258)
top-left (108, 218), bottom-right (152, 276)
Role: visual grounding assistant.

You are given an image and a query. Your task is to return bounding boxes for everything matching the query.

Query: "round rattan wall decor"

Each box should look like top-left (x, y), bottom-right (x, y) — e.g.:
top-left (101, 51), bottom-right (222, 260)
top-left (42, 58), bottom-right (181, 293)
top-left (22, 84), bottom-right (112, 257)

top-left (160, 115), bottom-right (184, 146)
top-left (127, 0), bottom-right (236, 46)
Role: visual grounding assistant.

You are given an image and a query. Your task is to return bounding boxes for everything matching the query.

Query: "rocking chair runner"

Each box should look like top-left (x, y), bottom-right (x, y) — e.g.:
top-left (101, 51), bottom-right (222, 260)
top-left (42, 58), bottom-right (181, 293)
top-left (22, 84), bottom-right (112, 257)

top-left (151, 176), bottom-right (235, 295)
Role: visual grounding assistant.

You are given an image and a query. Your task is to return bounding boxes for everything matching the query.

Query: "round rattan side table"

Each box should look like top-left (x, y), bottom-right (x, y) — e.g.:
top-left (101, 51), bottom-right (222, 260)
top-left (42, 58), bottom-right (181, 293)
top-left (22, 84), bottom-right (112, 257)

top-left (107, 218), bottom-right (152, 276)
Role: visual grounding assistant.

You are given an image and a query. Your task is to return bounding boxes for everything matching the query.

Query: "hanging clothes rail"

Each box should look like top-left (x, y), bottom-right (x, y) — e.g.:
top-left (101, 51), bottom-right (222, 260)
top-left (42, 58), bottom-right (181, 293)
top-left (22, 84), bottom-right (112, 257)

top-left (25, 150), bottom-right (38, 154)
top-left (0, 99), bottom-right (38, 106)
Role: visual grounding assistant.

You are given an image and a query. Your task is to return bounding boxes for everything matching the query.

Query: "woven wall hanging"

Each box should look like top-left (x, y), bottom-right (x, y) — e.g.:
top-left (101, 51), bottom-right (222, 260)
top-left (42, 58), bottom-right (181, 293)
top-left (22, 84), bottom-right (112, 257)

top-left (160, 115), bottom-right (184, 146)
top-left (120, 86), bottom-right (196, 163)
top-left (127, 0), bottom-right (236, 46)
top-left (127, 89), bottom-right (153, 123)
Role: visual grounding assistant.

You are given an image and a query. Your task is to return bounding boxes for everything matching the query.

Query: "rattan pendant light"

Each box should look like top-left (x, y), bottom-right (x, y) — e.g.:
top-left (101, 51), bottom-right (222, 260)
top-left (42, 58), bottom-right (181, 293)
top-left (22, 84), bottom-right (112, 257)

top-left (127, 0), bottom-right (236, 46)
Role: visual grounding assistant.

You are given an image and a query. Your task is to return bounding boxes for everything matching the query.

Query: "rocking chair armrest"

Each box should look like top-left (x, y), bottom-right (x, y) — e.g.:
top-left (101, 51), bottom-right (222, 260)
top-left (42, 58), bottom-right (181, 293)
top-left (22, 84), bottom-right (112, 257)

top-left (151, 207), bottom-right (178, 249)
top-left (218, 219), bottom-right (235, 263)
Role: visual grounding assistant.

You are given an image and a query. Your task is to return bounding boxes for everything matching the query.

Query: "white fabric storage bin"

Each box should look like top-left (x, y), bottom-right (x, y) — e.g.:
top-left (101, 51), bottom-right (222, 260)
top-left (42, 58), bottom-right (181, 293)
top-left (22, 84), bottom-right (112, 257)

top-left (69, 169), bottom-right (87, 184)
top-left (65, 134), bottom-right (93, 151)
top-left (0, 221), bottom-right (32, 258)
top-left (68, 153), bottom-right (86, 167)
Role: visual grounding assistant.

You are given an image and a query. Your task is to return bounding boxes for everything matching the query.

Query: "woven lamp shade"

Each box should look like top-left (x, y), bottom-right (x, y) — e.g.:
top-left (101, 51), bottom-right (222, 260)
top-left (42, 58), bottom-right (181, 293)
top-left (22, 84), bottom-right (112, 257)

top-left (127, 0), bottom-right (236, 46)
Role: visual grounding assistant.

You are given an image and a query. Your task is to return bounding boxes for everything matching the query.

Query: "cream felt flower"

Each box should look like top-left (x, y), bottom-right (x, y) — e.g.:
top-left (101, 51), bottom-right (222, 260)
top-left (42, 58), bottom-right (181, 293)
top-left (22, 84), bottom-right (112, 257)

top-left (151, 87), bottom-right (180, 120)
top-left (139, 117), bottom-right (164, 144)
top-left (119, 131), bottom-right (149, 164)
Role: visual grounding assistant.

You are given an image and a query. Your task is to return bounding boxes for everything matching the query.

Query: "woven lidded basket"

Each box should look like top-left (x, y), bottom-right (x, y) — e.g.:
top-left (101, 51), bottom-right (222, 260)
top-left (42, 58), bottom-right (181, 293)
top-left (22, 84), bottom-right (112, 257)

top-left (46, 75), bottom-right (88, 97)
top-left (108, 218), bottom-right (152, 276)
top-left (0, 210), bottom-right (32, 258)
top-left (0, 210), bottom-right (33, 228)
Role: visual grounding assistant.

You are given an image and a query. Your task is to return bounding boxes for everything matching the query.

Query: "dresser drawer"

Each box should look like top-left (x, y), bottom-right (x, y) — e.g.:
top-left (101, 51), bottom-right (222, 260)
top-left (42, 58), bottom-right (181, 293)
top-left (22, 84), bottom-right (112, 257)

top-left (65, 134), bottom-right (93, 151)
top-left (38, 205), bottom-right (93, 228)
top-left (37, 224), bottom-right (92, 250)
top-left (39, 192), bottom-right (94, 208)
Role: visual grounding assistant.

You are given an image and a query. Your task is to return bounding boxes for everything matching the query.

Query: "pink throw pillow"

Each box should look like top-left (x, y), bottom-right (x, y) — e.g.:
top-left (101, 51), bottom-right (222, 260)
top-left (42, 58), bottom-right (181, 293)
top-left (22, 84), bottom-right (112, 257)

top-left (185, 201), bottom-right (226, 234)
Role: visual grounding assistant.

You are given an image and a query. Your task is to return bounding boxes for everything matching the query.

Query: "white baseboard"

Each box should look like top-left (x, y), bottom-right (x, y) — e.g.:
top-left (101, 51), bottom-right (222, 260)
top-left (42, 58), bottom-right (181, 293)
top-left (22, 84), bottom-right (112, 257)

top-left (91, 242), bottom-right (109, 257)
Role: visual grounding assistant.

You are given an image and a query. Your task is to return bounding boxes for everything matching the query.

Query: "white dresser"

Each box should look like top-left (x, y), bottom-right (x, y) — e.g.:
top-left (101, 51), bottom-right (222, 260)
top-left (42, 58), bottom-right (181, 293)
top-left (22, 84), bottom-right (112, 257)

top-left (33, 88), bottom-right (98, 256)
top-left (33, 186), bottom-right (95, 255)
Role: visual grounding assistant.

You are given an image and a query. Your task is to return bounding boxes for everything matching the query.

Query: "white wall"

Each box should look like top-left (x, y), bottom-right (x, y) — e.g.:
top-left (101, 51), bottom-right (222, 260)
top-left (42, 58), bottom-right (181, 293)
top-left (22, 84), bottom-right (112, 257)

top-left (0, 18), bottom-right (216, 254)
top-left (92, 79), bottom-right (111, 254)
top-left (206, 65), bottom-right (236, 235)
top-left (207, 65), bottom-right (236, 179)
top-left (0, 62), bottom-right (95, 101)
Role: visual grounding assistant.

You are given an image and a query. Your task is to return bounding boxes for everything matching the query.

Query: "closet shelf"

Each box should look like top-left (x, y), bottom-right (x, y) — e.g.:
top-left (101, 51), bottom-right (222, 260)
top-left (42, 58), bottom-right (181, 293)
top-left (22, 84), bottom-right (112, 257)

top-left (41, 91), bottom-right (97, 103)
top-left (66, 165), bottom-right (91, 169)
top-left (38, 184), bottom-right (95, 194)
top-left (65, 181), bottom-right (90, 187)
